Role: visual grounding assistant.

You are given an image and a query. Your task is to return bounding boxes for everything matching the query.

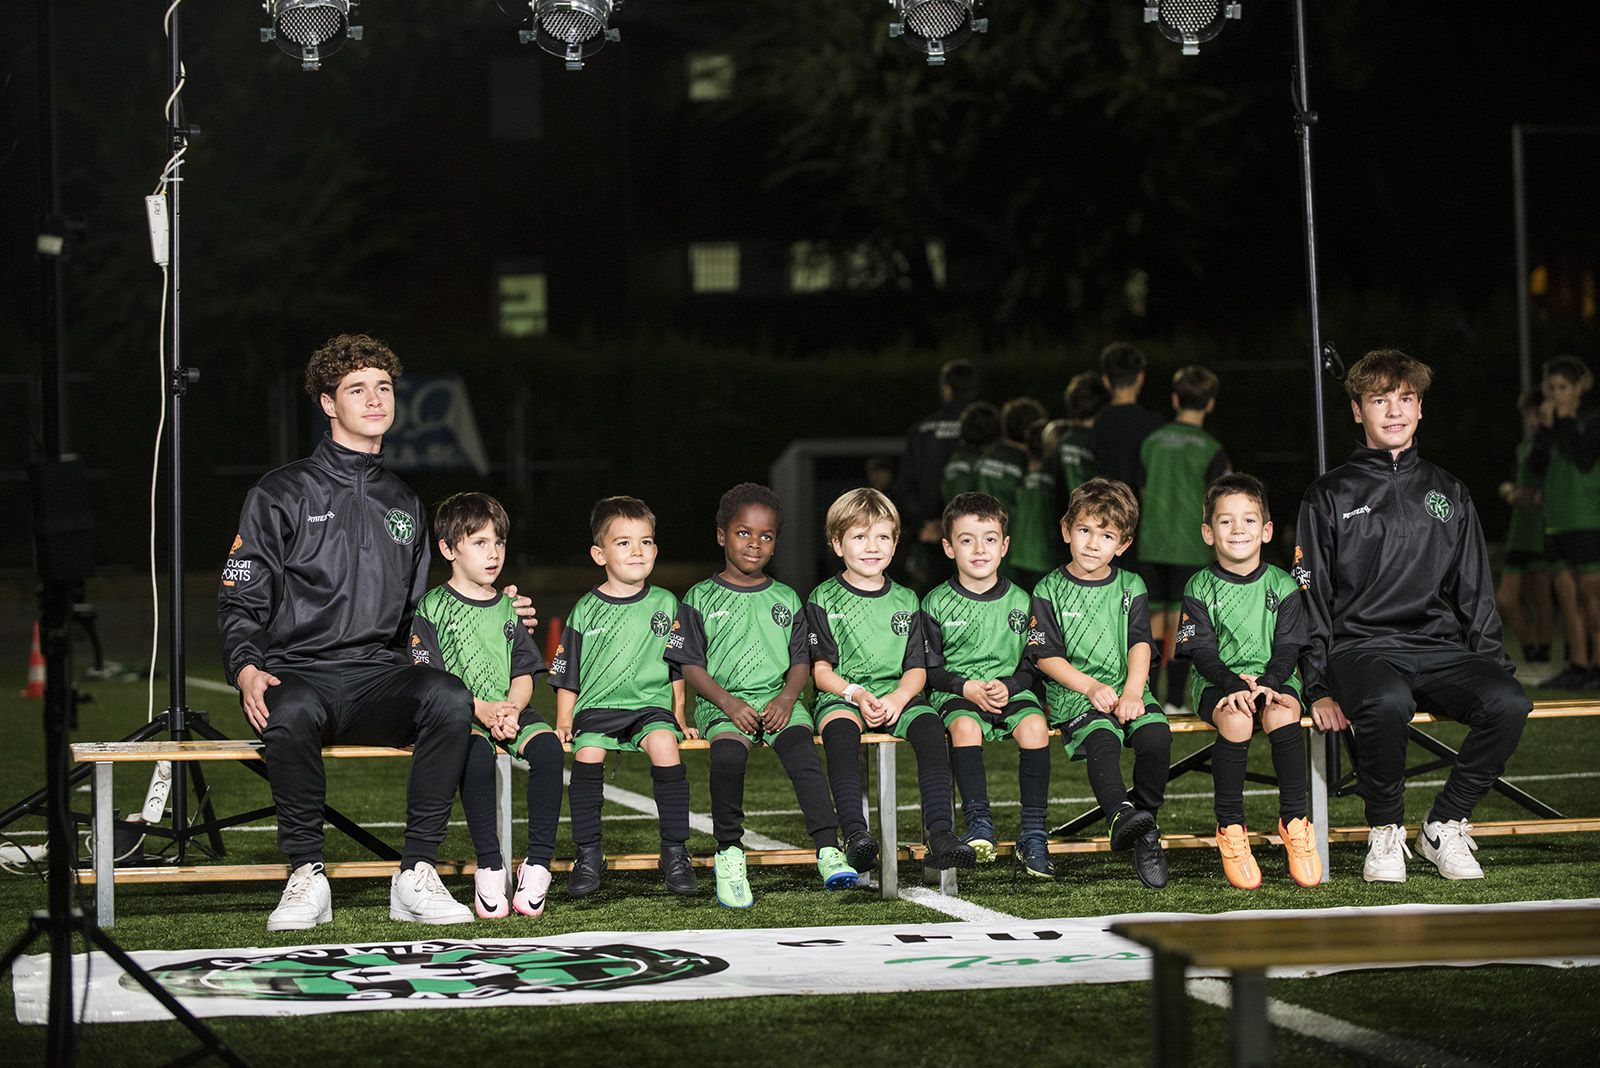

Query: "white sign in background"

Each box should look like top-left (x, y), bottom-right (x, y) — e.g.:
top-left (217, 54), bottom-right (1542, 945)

top-left (12, 900), bottom-right (1599, 1024)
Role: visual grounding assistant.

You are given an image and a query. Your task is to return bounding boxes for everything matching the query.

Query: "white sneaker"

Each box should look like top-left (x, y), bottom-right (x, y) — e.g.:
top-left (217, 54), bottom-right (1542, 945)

top-left (390, 861), bottom-right (474, 924)
top-left (1362, 823), bottom-right (1412, 883)
top-left (1417, 816), bottom-right (1484, 880)
top-left (512, 862), bottom-right (552, 918)
top-left (1162, 703), bottom-right (1186, 717)
top-left (474, 866), bottom-right (509, 918)
top-left (267, 862), bottom-right (332, 931)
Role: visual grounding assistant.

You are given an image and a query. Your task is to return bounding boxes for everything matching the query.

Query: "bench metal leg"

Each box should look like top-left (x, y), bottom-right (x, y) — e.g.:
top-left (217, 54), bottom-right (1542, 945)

top-left (94, 762), bottom-right (114, 927)
top-left (1404, 723), bottom-right (1564, 818)
top-left (877, 742), bottom-right (897, 900)
top-left (1152, 950), bottom-right (1189, 1066)
top-left (1229, 968), bottom-right (1270, 1068)
top-left (496, 752), bottom-right (514, 874)
top-left (1309, 726), bottom-right (1331, 882)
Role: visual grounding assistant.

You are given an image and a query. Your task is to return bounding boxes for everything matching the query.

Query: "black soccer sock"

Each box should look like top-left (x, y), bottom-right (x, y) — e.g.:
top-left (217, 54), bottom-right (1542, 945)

top-left (821, 718), bottom-right (867, 840)
top-left (1080, 731), bottom-right (1132, 820)
top-left (1018, 746), bottom-right (1051, 836)
top-left (773, 725), bottom-right (839, 849)
top-left (569, 760), bottom-right (605, 848)
top-left (1129, 721), bottom-right (1172, 813)
top-left (1165, 662), bottom-right (1189, 708)
top-left (651, 763), bottom-right (690, 849)
top-left (709, 739), bottom-right (749, 850)
top-left (949, 744), bottom-right (990, 830)
top-left (906, 714), bottom-right (955, 837)
top-left (521, 731), bottom-right (564, 867)
top-left (1268, 723), bottom-right (1308, 823)
top-left (459, 737), bottom-right (503, 869)
top-left (1211, 735), bottom-right (1250, 827)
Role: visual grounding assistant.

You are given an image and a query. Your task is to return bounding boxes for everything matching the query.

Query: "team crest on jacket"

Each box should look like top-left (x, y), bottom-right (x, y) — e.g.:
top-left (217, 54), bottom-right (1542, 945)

top-left (1007, 608), bottom-right (1028, 634)
top-left (650, 611), bottom-right (672, 637)
top-left (772, 603), bottom-right (793, 627)
top-left (890, 611), bottom-right (913, 636)
top-left (1425, 490), bottom-right (1453, 522)
top-left (385, 509), bottom-right (417, 544)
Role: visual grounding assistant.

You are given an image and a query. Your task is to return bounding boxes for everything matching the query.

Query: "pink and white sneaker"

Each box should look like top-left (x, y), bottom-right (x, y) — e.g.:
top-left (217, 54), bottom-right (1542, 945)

top-left (512, 862), bottom-right (552, 918)
top-left (473, 866), bottom-right (510, 919)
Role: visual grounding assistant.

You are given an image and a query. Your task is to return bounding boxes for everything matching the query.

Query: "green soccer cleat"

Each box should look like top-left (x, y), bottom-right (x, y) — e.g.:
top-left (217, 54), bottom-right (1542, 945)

top-left (714, 846), bottom-right (754, 909)
top-left (817, 846), bottom-right (859, 890)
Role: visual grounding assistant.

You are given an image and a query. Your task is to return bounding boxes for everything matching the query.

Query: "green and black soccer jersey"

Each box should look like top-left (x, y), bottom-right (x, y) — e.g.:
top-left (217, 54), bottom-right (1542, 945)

top-left (976, 442), bottom-right (1027, 519)
top-left (806, 575), bottom-right (928, 718)
top-left (1505, 440), bottom-right (1546, 556)
top-left (1538, 407), bottom-right (1600, 536)
top-left (411, 584), bottom-right (547, 747)
top-left (1056, 424), bottom-right (1095, 497)
top-left (665, 574), bottom-right (808, 727)
top-left (1008, 468), bottom-right (1059, 575)
top-left (942, 444), bottom-right (984, 506)
top-left (549, 585), bottom-right (679, 713)
top-left (1025, 565), bottom-right (1158, 725)
top-left (1174, 562), bottom-right (1306, 711)
top-left (1138, 421), bottom-right (1230, 566)
top-left (921, 577), bottom-right (1038, 714)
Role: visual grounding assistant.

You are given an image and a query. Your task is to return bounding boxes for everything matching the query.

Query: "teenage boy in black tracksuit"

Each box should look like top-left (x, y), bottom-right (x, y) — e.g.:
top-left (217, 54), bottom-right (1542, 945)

top-left (893, 359), bottom-right (980, 589)
top-left (220, 334), bottom-right (531, 930)
top-left (1297, 349), bottom-right (1531, 883)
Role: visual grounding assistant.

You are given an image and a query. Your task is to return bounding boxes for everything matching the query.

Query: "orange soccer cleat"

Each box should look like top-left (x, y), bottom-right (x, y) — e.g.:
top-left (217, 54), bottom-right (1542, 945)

top-left (1216, 823), bottom-right (1262, 890)
top-left (1279, 816), bottom-right (1324, 887)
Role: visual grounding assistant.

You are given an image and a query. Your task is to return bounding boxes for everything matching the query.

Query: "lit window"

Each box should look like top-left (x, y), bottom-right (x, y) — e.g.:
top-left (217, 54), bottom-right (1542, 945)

top-left (687, 53), bottom-right (734, 101)
top-left (925, 238), bottom-right (947, 289)
top-left (498, 272), bottom-right (547, 337)
top-left (690, 243), bottom-right (740, 293)
top-left (789, 241), bottom-right (834, 293)
top-left (846, 244), bottom-right (892, 290)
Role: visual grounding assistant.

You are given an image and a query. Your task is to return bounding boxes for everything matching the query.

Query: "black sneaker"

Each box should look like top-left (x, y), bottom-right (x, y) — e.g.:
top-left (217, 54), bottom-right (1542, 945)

top-left (961, 815), bottom-right (998, 864)
top-left (1131, 822), bottom-right (1169, 889)
top-left (1541, 663), bottom-right (1591, 690)
top-left (566, 842), bottom-right (604, 898)
top-left (925, 829), bottom-right (977, 870)
top-left (659, 843), bottom-right (698, 896)
top-left (1584, 667), bottom-right (1600, 693)
top-left (844, 830), bottom-right (880, 871)
top-left (1015, 832), bottom-right (1054, 879)
top-left (1108, 803), bottom-right (1155, 852)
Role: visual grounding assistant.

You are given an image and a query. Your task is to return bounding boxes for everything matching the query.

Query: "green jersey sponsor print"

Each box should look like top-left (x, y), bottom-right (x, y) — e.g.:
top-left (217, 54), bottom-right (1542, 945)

top-left (411, 585), bottom-right (545, 702)
top-left (806, 575), bottom-right (927, 712)
top-left (549, 585), bottom-right (679, 713)
top-left (666, 574), bottom-right (808, 720)
top-left (1138, 422), bottom-right (1230, 566)
top-left (1175, 563), bottom-right (1306, 712)
top-left (1025, 566), bottom-right (1158, 725)
top-left (921, 577), bottom-right (1035, 713)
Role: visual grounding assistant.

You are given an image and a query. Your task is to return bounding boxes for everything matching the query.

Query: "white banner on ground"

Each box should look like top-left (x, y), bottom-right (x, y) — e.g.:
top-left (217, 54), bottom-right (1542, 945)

top-left (12, 899), bottom-right (1598, 1024)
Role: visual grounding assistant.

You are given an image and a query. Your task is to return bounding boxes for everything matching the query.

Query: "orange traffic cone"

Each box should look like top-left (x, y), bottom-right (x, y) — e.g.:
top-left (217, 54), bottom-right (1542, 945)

top-left (543, 616), bottom-right (564, 666)
top-left (20, 623), bottom-right (45, 699)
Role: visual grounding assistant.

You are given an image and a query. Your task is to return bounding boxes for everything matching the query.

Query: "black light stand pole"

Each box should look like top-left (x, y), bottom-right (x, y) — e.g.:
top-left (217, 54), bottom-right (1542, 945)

top-left (1291, 0), bottom-right (1337, 879)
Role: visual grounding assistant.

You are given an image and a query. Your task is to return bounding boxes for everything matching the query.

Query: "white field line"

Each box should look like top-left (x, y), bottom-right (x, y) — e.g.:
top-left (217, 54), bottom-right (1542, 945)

top-left (1186, 978), bottom-right (1489, 1068)
top-left (897, 886), bottom-right (1027, 925)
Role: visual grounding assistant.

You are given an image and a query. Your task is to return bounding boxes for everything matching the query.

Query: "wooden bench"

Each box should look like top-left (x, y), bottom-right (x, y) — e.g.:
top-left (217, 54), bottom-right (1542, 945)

top-left (1111, 904), bottom-right (1600, 1066)
top-left (71, 732), bottom-right (912, 925)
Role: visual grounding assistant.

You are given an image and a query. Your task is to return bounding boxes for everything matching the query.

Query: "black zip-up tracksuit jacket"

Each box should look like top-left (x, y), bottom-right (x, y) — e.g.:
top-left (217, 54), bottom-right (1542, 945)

top-left (218, 434), bottom-right (430, 686)
top-left (892, 398), bottom-right (967, 530)
top-left (1294, 444), bottom-right (1511, 705)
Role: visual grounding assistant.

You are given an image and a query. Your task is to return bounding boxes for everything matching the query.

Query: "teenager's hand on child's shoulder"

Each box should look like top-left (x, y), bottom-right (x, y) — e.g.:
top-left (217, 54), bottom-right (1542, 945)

top-left (726, 700), bottom-right (760, 735)
top-left (503, 584), bottom-right (540, 633)
top-left (760, 698), bottom-right (793, 732)
top-left (1311, 697), bottom-right (1349, 733)
top-left (1113, 694), bottom-right (1144, 724)
top-left (237, 665), bottom-right (280, 733)
top-left (1088, 684), bottom-right (1119, 713)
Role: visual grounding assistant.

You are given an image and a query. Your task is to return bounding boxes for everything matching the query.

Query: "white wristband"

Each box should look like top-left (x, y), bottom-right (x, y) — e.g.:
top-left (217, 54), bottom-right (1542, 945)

top-left (841, 684), bottom-right (861, 707)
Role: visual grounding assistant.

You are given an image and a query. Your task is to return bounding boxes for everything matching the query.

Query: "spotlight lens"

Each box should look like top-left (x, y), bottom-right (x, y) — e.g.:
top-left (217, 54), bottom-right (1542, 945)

top-left (279, 6), bottom-right (347, 47)
top-left (1160, 0), bottom-right (1221, 36)
top-left (905, 1), bottom-right (969, 40)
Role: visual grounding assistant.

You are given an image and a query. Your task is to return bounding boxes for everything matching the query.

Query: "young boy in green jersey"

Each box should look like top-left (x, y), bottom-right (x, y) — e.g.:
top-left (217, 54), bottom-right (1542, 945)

top-left (923, 492), bottom-right (1054, 877)
top-left (667, 483), bottom-right (859, 908)
top-left (1496, 392), bottom-right (1555, 664)
top-left (943, 402), bottom-right (1002, 506)
top-left (1530, 355), bottom-right (1600, 691)
top-left (1138, 365), bottom-right (1231, 712)
top-left (1173, 474), bottom-right (1320, 890)
top-left (1006, 419), bottom-right (1060, 588)
top-left (550, 496), bottom-right (697, 899)
top-left (807, 488), bottom-right (976, 872)
top-left (411, 493), bottom-right (565, 919)
top-left (1026, 477), bottom-right (1172, 888)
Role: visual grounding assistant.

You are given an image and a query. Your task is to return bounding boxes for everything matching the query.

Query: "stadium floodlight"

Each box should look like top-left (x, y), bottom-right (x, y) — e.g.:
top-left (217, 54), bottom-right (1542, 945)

top-left (520, 0), bottom-right (623, 72)
top-left (261, 0), bottom-right (363, 71)
top-left (1143, 0), bottom-right (1240, 56)
top-left (889, 1), bottom-right (988, 66)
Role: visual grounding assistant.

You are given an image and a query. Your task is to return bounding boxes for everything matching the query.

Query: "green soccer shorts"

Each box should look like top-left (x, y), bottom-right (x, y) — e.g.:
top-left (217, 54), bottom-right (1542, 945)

top-left (939, 695), bottom-right (1047, 742)
top-left (571, 706), bottom-right (682, 753)
top-left (1056, 703), bottom-right (1168, 761)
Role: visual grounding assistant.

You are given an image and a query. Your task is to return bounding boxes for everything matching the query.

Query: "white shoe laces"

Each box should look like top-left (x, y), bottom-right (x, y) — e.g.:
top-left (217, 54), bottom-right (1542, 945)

top-left (279, 865), bottom-right (321, 906)
top-left (410, 863), bottom-right (451, 899)
top-left (1435, 818), bottom-right (1479, 855)
top-left (1370, 824), bottom-right (1413, 860)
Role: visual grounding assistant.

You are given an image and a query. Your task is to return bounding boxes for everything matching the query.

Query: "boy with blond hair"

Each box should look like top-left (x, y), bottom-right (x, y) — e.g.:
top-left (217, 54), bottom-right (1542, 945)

top-left (1027, 478), bottom-right (1172, 888)
top-left (807, 488), bottom-right (975, 872)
